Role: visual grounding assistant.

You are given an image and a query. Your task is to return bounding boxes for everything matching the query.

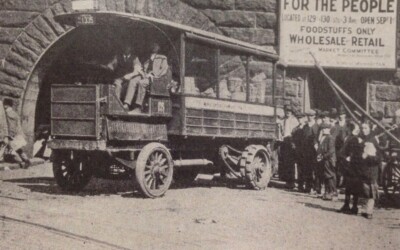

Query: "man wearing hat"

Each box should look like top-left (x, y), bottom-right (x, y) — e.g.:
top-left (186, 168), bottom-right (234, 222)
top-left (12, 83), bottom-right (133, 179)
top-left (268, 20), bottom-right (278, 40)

top-left (317, 110), bottom-right (334, 194)
top-left (280, 104), bottom-right (299, 189)
top-left (292, 112), bottom-right (308, 191)
top-left (303, 109), bottom-right (320, 193)
top-left (334, 107), bottom-right (349, 187)
top-left (317, 123), bottom-right (337, 200)
top-left (330, 108), bottom-right (338, 124)
top-left (315, 109), bottom-right (322, 125)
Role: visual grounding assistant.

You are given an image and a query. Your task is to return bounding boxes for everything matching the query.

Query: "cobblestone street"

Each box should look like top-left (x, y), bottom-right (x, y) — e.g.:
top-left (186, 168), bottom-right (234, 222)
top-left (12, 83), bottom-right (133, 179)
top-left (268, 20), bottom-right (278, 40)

top-left (0, 163), bottom-right (399, 249)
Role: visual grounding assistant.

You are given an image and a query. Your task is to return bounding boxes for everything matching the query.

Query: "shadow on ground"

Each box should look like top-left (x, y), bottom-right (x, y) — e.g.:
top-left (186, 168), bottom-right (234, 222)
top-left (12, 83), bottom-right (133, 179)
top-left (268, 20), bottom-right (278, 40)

top-left (377, 195), bottom-right (400, 209)
top-left (4, 177), bottom-right (143, 198)
top-left (3, 173), bottom-right (234, 198)
top-left (298, 202), bottom-right (339, 213)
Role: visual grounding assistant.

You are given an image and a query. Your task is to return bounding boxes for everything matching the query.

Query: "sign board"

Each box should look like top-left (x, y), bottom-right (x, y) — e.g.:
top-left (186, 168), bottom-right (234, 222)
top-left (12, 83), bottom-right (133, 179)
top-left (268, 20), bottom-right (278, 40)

top-left (72, 0), bottom-right (99, 11)
top-left (279, 0), bottom-right (398, 69)
top-left (185, 97), bottom-right (275, 116)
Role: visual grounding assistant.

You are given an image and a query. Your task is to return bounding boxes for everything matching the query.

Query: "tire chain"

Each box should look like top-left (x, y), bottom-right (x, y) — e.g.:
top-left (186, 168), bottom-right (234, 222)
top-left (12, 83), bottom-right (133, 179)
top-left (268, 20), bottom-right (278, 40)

top-left (240, 145), bottom-right (271, 190)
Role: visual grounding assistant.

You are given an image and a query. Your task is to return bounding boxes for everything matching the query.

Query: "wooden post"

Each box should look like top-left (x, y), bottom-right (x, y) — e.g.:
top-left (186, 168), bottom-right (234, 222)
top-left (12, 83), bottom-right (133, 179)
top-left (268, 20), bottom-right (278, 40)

top-left (216, 48), bottom-right (220, 99)
top-left (180, 33), bottom-right (186, 135)
top-left (246, 56), bottom-right (250, 102)
top-left (272, 62), bottom-right (277, 116)
top-left (180, 33), bottom-right (185, 94)
top-left (366, 80), bottom-right (370, 114)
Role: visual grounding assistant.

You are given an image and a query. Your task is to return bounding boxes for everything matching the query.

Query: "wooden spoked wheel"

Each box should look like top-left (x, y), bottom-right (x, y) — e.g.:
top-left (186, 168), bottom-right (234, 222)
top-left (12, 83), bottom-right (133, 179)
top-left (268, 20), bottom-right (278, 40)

top-left (135, 143), bottom-right (174, 198)
top-left (241, 145), bottom-right (272, 190)
top-left (382, 161), bottom-right (400, 198)
top-left (53, 150), bottom-right (93, 191)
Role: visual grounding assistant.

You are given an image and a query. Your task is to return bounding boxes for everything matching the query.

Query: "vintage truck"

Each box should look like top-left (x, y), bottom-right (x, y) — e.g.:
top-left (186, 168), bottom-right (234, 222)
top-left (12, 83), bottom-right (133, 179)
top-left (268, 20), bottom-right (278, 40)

top-left (49, 10), bottom-right (280, 198)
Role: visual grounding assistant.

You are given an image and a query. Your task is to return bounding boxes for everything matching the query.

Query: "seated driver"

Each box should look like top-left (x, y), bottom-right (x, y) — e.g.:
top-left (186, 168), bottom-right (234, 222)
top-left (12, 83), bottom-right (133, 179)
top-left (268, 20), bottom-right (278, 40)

top-left (119, 42), bottom-right (169, 113)
top-left (106, 43), bottom-right (146, 111)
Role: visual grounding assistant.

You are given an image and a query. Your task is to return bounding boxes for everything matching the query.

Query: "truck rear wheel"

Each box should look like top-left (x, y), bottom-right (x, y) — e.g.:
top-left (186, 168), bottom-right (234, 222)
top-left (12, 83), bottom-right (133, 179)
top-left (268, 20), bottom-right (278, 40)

top-left (242, 145), bottom-right (272, 190)
top-left (53, 150), bottom-right (93, 191)
top-left (135, 143), bottom-right (174, 198)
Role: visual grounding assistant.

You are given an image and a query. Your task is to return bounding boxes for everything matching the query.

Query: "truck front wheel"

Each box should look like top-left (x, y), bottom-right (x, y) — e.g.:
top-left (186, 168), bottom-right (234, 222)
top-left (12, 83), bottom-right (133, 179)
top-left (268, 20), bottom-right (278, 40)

top-left (135, 143), bottom-right (174, 198)
top-left (53, 150), bottom-right (93, 191)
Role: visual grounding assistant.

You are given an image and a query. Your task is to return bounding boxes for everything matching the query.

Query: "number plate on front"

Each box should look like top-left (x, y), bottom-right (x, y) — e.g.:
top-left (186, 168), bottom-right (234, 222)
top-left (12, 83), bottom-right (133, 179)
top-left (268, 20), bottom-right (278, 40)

top-left (157, 101), bottom-right (165, 113)
top-left (76, 14), bottom-right (95, 25)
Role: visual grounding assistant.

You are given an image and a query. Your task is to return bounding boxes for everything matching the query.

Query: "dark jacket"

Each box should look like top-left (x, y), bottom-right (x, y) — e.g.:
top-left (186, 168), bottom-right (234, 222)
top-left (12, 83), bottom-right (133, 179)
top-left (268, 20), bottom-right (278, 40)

top-left (303, 122), bottom-right (319, 159)
top-left (339, 135), bottom-right (362, 178)
top-left (317, 134), bottom-right (336, 179)
top-left (292, 124), bottom-right (307, 160)
top-left (334, 122), bottom-right (349, 152)
top-left (317, 134), bottom-right (336, 164)
top-left (358, 136), bottom-right (380, 185)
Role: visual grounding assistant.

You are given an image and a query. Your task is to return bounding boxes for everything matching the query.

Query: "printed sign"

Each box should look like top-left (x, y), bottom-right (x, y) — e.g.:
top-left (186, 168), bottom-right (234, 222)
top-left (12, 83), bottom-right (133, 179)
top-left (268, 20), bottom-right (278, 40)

top-left (279, 0), bottom-right (398, 69)
top-left (185, 97), bottom-right (275, 116)
top-left (72, 0), bottom-right (98, 11)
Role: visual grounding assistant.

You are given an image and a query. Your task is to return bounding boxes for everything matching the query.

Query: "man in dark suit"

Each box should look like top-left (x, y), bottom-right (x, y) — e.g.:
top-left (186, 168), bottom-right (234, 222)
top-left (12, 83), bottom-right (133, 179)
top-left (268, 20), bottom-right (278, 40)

top-left (280, 105), bottom-right (299, 189)
top-left (317, 123), bottom-right (337, 200)
top-left (303, 110), bottom-right (319, 193)
top-left (334, 107), bottom-right (349, 187)
top-left (292, 112), bottom-right (307, 192)
top-left (107, 44), bottom-right (145, 111)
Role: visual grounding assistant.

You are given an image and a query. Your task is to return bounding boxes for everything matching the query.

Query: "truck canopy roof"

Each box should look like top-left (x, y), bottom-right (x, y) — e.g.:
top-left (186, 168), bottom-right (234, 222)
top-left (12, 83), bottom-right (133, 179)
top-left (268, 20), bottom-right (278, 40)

top-left (54, 11), bottom-right (279, 61)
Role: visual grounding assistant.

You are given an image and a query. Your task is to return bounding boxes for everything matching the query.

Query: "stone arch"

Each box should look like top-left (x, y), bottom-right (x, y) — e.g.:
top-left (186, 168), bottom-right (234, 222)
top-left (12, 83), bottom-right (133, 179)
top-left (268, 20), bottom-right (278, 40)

top-left (0, 0), bottom-right (220, 153)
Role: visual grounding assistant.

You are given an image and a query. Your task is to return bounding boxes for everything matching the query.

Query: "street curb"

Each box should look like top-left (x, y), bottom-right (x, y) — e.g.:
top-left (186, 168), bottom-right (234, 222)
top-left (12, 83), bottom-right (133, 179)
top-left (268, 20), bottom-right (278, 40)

top-left (0, 158), bottom-right (46, 171)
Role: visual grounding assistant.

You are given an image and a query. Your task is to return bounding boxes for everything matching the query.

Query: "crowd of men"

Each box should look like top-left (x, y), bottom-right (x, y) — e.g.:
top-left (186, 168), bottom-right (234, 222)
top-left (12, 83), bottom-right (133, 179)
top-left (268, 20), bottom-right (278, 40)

top-left (278, 105), bottom-right (391, 219)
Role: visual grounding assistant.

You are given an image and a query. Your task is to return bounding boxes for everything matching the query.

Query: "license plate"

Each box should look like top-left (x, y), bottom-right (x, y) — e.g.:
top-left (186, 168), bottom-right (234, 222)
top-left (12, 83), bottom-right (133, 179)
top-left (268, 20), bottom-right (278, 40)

top-left (76, 14), bottom-right (95, 25)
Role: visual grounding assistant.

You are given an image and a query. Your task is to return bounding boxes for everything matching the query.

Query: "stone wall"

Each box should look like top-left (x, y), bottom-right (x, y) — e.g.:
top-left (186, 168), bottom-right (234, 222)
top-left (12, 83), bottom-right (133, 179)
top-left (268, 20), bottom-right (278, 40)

top-left (369, 80), bottom-right (400, 118)
top-left (183, 0), bottom-right (277, 46)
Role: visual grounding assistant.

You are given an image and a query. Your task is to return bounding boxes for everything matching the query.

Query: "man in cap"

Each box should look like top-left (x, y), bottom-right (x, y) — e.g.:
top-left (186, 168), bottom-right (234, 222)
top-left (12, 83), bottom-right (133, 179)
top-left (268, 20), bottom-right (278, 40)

top-left (321, 111), bottom-right (331, 127)
top-left (303, 109), bottom-right (320, 193)
top-left (280, 104), bottom-right (299, 189)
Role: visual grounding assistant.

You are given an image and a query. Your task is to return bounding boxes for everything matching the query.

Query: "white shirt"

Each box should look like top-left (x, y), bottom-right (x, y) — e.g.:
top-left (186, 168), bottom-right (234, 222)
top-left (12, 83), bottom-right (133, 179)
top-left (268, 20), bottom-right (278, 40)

top-left (283, 115), bottom-right (299, 138)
